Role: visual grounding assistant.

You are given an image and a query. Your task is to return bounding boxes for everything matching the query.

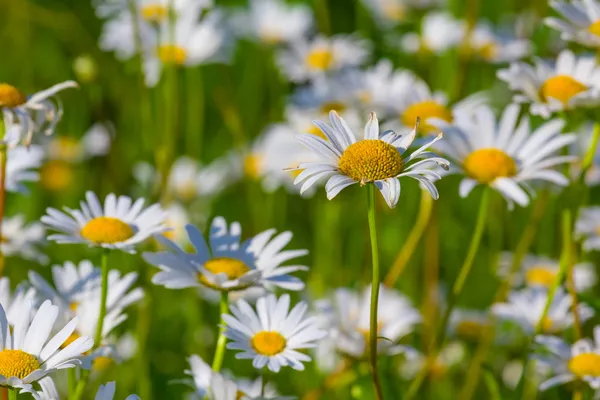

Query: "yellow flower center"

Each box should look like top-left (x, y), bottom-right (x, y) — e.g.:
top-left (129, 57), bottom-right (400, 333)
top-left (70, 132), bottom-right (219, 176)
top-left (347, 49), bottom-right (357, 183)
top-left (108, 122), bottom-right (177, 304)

top-left (140, 4), bottom-right (168, 22)
top-left (0, 84), bottom-right (27, 108)
top-left (51, 137), bottom-right (82, 162)
top-left (305, 49), bottom-right (333, 70)
top-left (251, 331), bottom-right (287, 356)
top-left (41, 161), bottom-right (74, 192)
top-left (198, 257), bottom-right (251, 289)
top-left (158, 45), bottom-right (187, 65)
top-left (70, 302), bottom-right (79, 313)
top-left (93, 356), bottom-right (114, 371)
top-left (0, 349), bottom-right (41, 379)
top-left (401, 101), bottom-right (453, 134)
top-left (455, 320), bottom-right (487, 340)
top-left (540, 317), bottom-right (555, 333)
top-left (525, 266), bottom-right (556, 287)
top-left (80, 217), bottom-right (135, 244)
top-left (382, 3), bottom-right (405, 21)
top-left (568, 353), bottom-right (600, 377)
top-left (429, 361), bottom-right (448, 380)
top-left (319, 102), bottom-right (346, 114)
top-left (540, 75), bottom-right (587, 105)
top-left (244, 154), bottom-right (262, 180)
top-left (338, 140), bottom-right (404, 183)
top-left (589, 20), bottom-right (600, 37)
top-left (463, 148), bottom-right (517, 184)
top-left (236, 391), bottom-right (246, 400)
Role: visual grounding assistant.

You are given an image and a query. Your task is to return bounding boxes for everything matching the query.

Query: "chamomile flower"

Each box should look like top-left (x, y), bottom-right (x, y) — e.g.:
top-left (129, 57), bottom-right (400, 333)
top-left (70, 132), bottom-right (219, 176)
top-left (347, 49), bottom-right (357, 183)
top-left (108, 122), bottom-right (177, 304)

top-left (401, 12), bottom-right (464, 55)
top-left (143, 217), bottom-right (308, 292)
top-left (0, 81), bottom-right (78, 146)
top-left (498, 253), bottom-right (597, 292)
top-left (230, 0), bottom-right (313, 45)
top-left (33, 378), bottom-right (140, 400)
top-left (546, 0), bottom-right (600, 49)
top-left (360, 0), bottom-right (408, 25)
top-left (497, 50), bottom-right (600, 118)
top-left (576, 206), bottom-right (600, 251)
top-left (491, 287), bottom-right (593, 335)
top-left (167, 156), bottom-right (239, 202)
top-left (162, 203), bottom-right (191, 247)
top-left (95, 381), bottom-right (140, 400)
top-left (432, 104), bottom-right (575, 207)
top-left (294, 111), bottom-right (449, 208)
top-left (277, 34), bottom-right (371, 82)
top-left (0, 278), bottom-right (36, 326)
top-left (41, 191), bottom-right (168, 253)
top-left (223, 294), bottom-right (326, 372)
top-left (98, 11), bottom-right (155, 61)
top-left (1, 215), bottom-right (46, 263)
top-left (209, 372), bottom-right (295, 400)
top-left (6, 145), bottom-right (43, 193)
top-left (571, 122), bottom-right (600, 186)
top-left (0, 300), bottom-right (93, 394)
top-left (399, 342), bottom-right (466, 380)
top-left (534, 327), bottom-right (600, 391)
top-left (467, 21), bottom-right (532, 63)
top-left (449, 309), bottom-right (491, 342)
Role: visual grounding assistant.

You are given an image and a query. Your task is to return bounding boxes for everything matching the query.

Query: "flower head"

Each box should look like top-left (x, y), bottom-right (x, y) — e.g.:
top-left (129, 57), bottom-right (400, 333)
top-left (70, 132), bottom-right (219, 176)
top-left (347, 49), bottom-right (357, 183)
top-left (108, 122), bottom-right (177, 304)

top-left (546, 0), bottom-right (600, 48)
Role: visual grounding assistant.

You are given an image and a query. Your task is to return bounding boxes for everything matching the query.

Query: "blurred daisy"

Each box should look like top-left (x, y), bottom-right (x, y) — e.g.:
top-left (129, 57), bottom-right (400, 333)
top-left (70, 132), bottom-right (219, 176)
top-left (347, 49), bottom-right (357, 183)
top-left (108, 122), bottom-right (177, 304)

top-left (401, 12), bottom-right (464, 55)
top-left (433, 104), bottom-right (575, 207)
top-left (42, 191), bottom-right (168, 253)
top-left (1, 215), bottom-right (46, 263)
top-left (162, 203), bottom-right (190, 247)
top-left (167, 156), bottom-right (238, 202)
top-left (224, 294), bottom-right (326, 372)
top-left (491, 287), bottom-right (593, 335)
top-left (449, 309), bottom-right (491, 342)
top-left (6, 145), bottom-right (43, 193)
top-left (400, 341), bottom-right (465, 381)
top-left (546, 0), bottom-right (600, 48)
top-left (534, 327), bottom-right (600, 391)
top-left (98, 11), bottom-right (155, 61)
top-left (34, 377), bottom-right (140, 400)
top-left (293, 111), bottom-right (449, 208)
top-left (361, 0), bottom-right (408, 25)
top-left (209, 372), bottom-right (294, 400)
top-left (95, 381), bottom-right (140, 400)
top-left (230, 0), bottom-right (313, 45)
top-left (498, 50), bottom-right (600, 118)
top-left (277, 34), bottom-right (371, 82)
top-left (467, 21), bottom-right (532, 63)
top-left (0, 81), bottom-right (78, 146)
top-left (571, 122), bottom-right (600, 186)
top-left (0, 300), bottom-right (93, 394)
top-left (498, 253), bottom-right (597, 292)
top-left (0, 278), bottom-right (36, 326)
top-left (144, 217), bottom-right (308, 292)
top-left (575, 206), bottom-right (600, 251)
top-left (81, 122), bottom-right (113, 157)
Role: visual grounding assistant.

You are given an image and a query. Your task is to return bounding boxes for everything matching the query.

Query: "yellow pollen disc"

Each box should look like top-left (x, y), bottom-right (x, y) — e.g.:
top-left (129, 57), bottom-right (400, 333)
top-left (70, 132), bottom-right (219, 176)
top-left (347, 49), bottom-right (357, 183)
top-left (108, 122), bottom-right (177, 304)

top-left (0, 83), bottom-right (27, 108)
top-left (463, 148), bottom-right (517, 184)
top-left (0, 349), bottom-right (41, 379)
top-left (569, 353), bottom-right (600, 377)
top-left (319, 102), bottom-right (346, 114)
top-left (199, 257), bottom-right (251, 289)
top-left (80, 217), bottom-right (134, 244)
top-left (401, 101), bottom-right (452, 134)
top-left (175, 180), bottom-right (198, 202)
top-left (51, 137), bottom-right (82, 162)
top-left (70, 302), bottom-right (79, 313)
top-left (93, 356), bottom-right (114, 371)
top-left (525, 267), bottom-right (556, 287)
top-left (140, 4), bottom-right (168, 22)
top-left (540, 75), bottom-right (587, 105)
top-left (244, 154), bottom-right (262, 180)
top-left (251, 331), bottom-right (287, 356)
top-left (429, 362), bottom-right (448, 380)
top-left (158, 45), bottom-right (187, 65)
top-left (478, 43), bottom-right (498, 61)
top-left (235, 391), bottom-right (246, 400)
top-left (589, 20), bottom-right (600, 37)
top-left (455, 321), bottom-right (487, 340)
top-left (41, 161), bottom-right (74, 192)
top-left (305, 49), bottom-right (333, 70)
top-left (338, 140), bottom-right (404, 183)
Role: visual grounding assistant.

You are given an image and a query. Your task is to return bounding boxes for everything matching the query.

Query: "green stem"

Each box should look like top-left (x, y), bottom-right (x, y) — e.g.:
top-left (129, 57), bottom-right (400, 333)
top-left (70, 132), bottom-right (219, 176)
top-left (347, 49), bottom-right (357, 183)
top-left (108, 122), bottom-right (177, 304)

top-left (68, 368), bottom-right (77, 397)
top-left (211, 291), bottom-right (229, 372)
top-left (7, 389), bottom-right (16, 400)
top-left (405, 188), bottom-right (490, 400)
top-left (366, 185), bottom-right (384, 400)
top-left (94, 249), bottom-right (110, 349)
top-left (581, 121), bottom-right (600, 181)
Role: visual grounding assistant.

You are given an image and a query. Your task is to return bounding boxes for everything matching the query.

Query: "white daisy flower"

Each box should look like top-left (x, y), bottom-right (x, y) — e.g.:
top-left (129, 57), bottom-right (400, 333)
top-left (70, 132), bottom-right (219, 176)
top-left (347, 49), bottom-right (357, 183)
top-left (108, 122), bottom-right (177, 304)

top-left (0, 81), bottom-right (78, 147)
top-left (143, 217), bottom-right (308, 292)
top-left (223, 294), bottom-right (326, 372)
top-left (32, 377), bottom-right (140, 400)
top-left (545, 0), bottom-right (600, 49)
top-left (230, 0), bottom-right (313, 45)
top-left (1, 215), bottom-right (46, 264)
top-left (81, 122), bottom-right (113, 157)
top-left (497, 50), bottom-right (600, 118)
top-left (318, 286), bottom-right (421, 360)
top-left (293, 111), bottom-right (449, 208)
top-left (575, 206), bottom-right (600, 251)
top-left (276, 34), bottom-right (371, 83)
top-left (162, 203), bottom-right (191, 247)
top-left (401, 12), bottom-right (464, 55)
top-left (498, 252), bottom-right (597, 292)
top-left (0, 278), bottom-right (36, 326)
top-left (399, 341), bottom-right (466, 380)
top-left (167, 156), bottom-right (239, 202)
top-left (98, 10), bottom-right (155, 61)
top-left (0, 300), bottom-right (93, 394)
top-left (467, 21), bottom-right (532, 63)
top-left (448, 309), bottom-right (491, 341)
top-left (491, 287), bottom-right (593, 335)
top-left (209, 372), bottom-right (294, 400)
top-left (360, 0), bottom-right (408, 25)
top-left (6, 145), bottom-right (43, 193)
top-left (41, 191), bottom-right (168, 253)
top-left (534, 326), bottom-right (600, 391)
top-left (95, 381), bottom-right (140, 400)
top-left (143, 8), bottom-right (226, 87)
top-left (432, 104), bottom-right (575, 207)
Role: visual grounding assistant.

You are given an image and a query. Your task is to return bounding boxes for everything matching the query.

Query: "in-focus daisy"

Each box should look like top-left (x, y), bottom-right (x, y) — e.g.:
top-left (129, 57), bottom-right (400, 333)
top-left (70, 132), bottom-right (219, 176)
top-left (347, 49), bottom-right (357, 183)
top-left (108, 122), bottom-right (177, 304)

top-left (498, 252), bottom-right (597, 292)
top-left (224, 294), bottom-right (326, 372)
top-left (230, 0), bottom-right (313, 45)
top-left (277, 34), bottom-right (371, 82)
top-left (498, 50), bottom-right (600, 118)
top-left (144, 217), bottom-right (308, 292)
top-left (0, 300), bottom-right (93, 395)
top-left (491, 287), bottom-right (593, 335)
top-left (0, 81), bottom-right (78, 146)
top-left (42, 191), bottom-right (168, 253)
top-left (400, 12), bottom-right (464, 55)
top-left (0, 277), bottom-right (36, 326)
top-left (293, 111), bottom-right (449, 208)
top-left (534, 326), bottom-right (600, 391)
top-left (6, 145), bottom-right (43, 193)
top-left (546, 0), bottom-right (600, 48)
top-left (433, 104), bottom-right (575, 207)
top-left (576, 206), bottom-right (600, 251)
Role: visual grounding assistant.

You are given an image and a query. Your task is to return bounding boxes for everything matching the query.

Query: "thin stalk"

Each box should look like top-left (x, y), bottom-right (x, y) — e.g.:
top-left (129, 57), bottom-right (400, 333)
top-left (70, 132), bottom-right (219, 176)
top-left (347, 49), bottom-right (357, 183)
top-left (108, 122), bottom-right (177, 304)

top-left (94, 249), bottom-right (110, 349)
top-left (7, 389), bottom-right (15, 400)
top-left (384, 190), bottom-right (434, 287)
top-left (405, 188), bottom-right (490, 400)
top-left (68, 368), bottom-right (77, 397)
top-left (366, 184), bottom-right (384, 400)
top-left (211, 291), bottom-right (229, 372)
top-left (421, 200), bottom-right (439, 353)
top-left (581, 122), bottom-right (600, 176)
top-left (261, 372), bottom-right (267, 396)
